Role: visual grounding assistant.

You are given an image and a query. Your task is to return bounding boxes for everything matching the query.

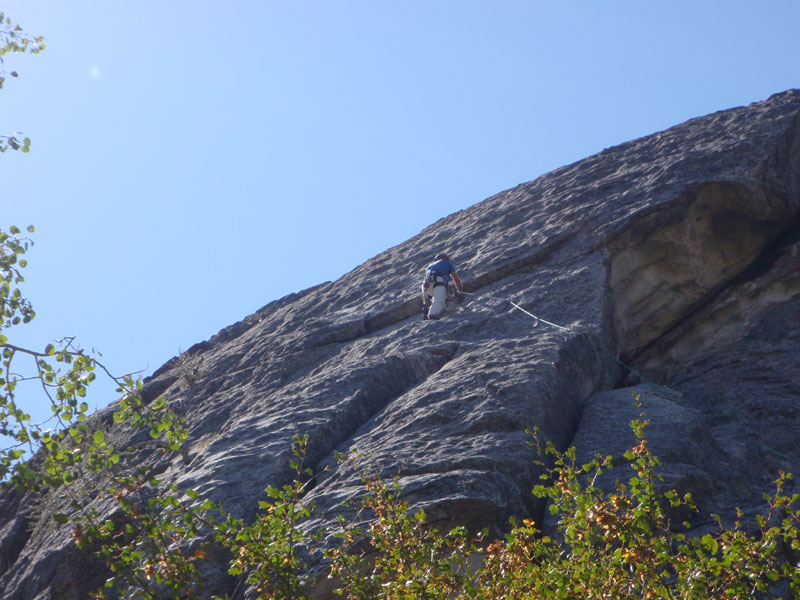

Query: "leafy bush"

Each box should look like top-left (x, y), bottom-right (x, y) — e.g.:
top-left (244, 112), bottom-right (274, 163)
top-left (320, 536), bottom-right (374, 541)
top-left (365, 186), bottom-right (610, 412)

top-left (327, 467), bottom-right (474, 599)
top-left (320, 416), bottom-right (800, 600)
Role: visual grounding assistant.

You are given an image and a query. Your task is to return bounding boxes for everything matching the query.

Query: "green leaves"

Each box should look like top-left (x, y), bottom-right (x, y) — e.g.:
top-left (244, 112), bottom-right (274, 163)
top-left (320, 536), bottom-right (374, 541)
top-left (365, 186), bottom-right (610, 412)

top-left (1, 224), bottom-right (36, 330)
top-left (1, 11), bottom-right (43, 154)
top-left (213, 435), bottom-right (320, 599)
top-left (700, 532), bottom-right (719, 555)
top-left (490, 410), bottom-right (800, 600)
top-left (0, 133), bottom-right (33, 154)
top-left (327, 464), bottom-right (475, 600)
top-left (53, 513), bottom-right (70, 525)
top-left (0, 222), bottom-right (212, 599)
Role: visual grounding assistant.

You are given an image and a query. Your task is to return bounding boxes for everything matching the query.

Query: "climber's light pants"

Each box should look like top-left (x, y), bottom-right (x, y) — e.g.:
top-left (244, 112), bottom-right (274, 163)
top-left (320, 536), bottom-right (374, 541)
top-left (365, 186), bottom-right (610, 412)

top-left (428, 285), bottom-right (448, 318)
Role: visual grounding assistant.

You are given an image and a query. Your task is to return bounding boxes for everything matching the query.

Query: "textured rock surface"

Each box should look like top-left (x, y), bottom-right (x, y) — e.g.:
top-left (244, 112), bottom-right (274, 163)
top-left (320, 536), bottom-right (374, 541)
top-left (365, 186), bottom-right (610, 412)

top-left (2, 89), bottom-right (800, 598)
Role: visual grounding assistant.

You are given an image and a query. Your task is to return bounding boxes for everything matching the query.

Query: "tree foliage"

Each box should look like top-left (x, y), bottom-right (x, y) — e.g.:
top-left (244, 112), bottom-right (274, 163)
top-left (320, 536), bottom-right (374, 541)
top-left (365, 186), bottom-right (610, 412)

top-left (215, 435), bottom-right (319, 600)
top-left (2, 225), bottom-right (191, 597)
top-left (0, 10), bottom-right (44, 153)
top-left (327, 468), bottom-right (474, 599)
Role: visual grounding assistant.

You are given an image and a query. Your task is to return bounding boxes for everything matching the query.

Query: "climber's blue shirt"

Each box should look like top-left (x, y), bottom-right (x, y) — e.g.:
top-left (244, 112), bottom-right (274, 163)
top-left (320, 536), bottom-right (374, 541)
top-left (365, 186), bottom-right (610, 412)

top-left (427, 259), bottom-right (455, 280)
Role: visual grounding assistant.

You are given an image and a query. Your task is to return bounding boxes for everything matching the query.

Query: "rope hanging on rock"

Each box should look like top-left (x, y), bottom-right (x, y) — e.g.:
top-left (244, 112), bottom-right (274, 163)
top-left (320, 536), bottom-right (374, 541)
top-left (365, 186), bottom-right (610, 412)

top-left (458, 289), bottom-right (665, 395)
top-left (459, 290), bottom-right (569, 331)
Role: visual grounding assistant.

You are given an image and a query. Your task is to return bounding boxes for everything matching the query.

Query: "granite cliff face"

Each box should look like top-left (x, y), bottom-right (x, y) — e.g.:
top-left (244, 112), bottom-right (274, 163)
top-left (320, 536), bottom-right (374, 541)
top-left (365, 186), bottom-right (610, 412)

top-left (2, 90), bottom-right (800, 598)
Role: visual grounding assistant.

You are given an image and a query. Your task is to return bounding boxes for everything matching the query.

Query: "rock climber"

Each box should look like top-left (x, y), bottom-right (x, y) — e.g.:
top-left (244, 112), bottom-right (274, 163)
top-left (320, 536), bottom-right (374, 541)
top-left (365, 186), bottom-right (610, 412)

top-left (422, 252), bottom-right (463, 320)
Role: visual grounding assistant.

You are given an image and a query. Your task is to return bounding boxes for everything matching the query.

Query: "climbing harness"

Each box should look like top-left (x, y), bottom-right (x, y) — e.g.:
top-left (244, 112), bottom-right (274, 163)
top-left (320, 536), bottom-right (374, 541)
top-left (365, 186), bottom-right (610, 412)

top-left (421, 269), bottom-right (454, 320)
top-left (424, 270), bottom-right (448, 294)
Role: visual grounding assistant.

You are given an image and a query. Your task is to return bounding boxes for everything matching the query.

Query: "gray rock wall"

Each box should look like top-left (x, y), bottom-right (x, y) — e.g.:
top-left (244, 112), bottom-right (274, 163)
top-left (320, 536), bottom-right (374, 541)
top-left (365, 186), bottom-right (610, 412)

top-left (2, 89), bottom-right (799, 599)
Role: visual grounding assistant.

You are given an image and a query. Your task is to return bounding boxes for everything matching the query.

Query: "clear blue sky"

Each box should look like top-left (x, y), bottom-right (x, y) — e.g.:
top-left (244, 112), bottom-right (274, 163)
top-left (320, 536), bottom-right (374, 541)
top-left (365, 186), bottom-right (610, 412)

top-left (3, 1), bottom-right (799, 424)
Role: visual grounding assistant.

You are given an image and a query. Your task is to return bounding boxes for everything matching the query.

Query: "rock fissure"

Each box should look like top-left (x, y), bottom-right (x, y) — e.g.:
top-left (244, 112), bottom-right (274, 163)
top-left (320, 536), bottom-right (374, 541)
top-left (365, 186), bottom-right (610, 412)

top-left (610, 179), bottom-right (796, 359)
top-left (725, 218), bottom-right (800, 287)
top-left (628, 215), bottom-right (800, 371)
